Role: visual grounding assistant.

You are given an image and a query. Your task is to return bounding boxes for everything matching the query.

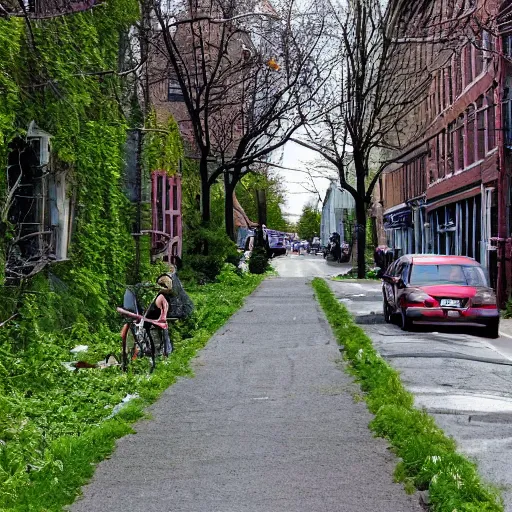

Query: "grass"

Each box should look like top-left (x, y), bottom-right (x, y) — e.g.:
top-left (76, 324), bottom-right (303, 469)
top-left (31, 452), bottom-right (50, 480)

top-left (0, 266), bottom-right (264, 511)
top-left (312, 277), bottom-right (503, 512)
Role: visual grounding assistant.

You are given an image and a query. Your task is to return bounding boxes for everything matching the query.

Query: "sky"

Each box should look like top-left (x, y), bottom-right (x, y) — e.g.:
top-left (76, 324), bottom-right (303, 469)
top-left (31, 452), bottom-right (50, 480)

top-left (278, 139), bottom-right (335, 221)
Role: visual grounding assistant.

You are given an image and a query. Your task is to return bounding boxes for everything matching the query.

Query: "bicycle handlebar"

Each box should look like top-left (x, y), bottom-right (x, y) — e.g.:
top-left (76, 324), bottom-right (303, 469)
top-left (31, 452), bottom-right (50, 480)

top-left (116, 307), bottom-right (168, 330)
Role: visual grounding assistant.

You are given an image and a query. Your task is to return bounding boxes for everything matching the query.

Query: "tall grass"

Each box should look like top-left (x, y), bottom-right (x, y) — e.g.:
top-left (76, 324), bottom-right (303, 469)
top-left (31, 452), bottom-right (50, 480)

top-left (312, 277), bottom-right (503, 512)
top-left (0, 266), bottom-right (263, 511)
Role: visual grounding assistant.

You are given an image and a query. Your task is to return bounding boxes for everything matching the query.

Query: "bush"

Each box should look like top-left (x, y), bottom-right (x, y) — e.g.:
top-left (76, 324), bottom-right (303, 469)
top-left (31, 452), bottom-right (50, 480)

top-left (248, 246), bottom-right (269, 274)
top-left (182, 223), bottom-right (239, 283)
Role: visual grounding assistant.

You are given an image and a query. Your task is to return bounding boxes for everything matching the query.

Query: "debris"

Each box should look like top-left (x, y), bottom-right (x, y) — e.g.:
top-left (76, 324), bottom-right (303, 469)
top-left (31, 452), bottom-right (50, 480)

top-left (106, 393), bottom-right (139, 419)
top-left (70, 345), bottom-right (88, 354)
top-left (61, 361), bottom-right (76, 371)
top-left (96, 354), bottom-right (120, 369)
top-left (61, 355), bottom-right (120, 372)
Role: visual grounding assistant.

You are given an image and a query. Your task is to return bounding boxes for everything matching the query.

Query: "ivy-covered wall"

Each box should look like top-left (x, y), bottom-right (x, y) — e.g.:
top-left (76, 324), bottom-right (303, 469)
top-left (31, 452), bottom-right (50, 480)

top-left (0, 0), bottom-right (145, 327)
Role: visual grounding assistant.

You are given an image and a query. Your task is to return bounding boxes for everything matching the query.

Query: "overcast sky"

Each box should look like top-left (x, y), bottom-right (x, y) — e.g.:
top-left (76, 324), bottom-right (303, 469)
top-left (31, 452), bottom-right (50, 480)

top-left (278, 139), bottom-right (335, 221)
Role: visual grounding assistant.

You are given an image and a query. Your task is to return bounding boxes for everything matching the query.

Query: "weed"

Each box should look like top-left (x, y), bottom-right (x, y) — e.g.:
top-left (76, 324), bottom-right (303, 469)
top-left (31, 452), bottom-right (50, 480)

top-left (312, 277), bottom-right (503, 512)
top-left (0, 267), bottom-right (263, 511)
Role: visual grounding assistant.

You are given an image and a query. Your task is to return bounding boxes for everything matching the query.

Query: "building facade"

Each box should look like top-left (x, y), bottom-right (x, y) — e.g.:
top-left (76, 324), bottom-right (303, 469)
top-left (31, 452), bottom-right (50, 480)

top-left (320, 180), bottom-right (355, 248)
top-left (377, 0), bottom-right (512, 304)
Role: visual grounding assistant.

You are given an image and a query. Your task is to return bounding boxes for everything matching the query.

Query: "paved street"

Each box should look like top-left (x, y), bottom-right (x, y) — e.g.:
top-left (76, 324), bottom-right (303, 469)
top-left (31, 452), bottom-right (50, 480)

top-left (327, 278), bottom-right (512, 512)
top-left (272, 252), bottom-right (351, 277)
top-left (71, 272), bottom-right (421, 512)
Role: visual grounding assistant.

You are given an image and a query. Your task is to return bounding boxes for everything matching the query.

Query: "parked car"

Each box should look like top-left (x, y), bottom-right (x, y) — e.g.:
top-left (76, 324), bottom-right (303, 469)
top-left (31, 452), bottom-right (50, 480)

top-left (382, 254), bottom-right (500, 337)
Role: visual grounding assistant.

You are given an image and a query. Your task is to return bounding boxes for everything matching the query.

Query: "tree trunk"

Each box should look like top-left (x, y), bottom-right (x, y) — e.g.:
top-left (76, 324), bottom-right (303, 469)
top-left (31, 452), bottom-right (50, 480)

top-left (224, 172), bottom-right (236, 241)
top-left (355, 198), bottom-right (367, 279)
top-left (200, 156), bottom-right (210, 224)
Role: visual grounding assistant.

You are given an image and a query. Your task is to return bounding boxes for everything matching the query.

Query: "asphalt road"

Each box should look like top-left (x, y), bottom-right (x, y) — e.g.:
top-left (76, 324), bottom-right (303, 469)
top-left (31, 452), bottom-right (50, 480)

top-left (272, 252), bottom-right (351, 277)
top-left (328, 278), bottom-right (512, 512)
top-left (71, 273), bottom-right (421, 512)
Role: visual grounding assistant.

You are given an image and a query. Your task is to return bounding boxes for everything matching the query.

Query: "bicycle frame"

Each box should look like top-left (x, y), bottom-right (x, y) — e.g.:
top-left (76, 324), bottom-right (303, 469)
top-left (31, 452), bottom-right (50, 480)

top-left (117, 292), bottom-right (170, 372)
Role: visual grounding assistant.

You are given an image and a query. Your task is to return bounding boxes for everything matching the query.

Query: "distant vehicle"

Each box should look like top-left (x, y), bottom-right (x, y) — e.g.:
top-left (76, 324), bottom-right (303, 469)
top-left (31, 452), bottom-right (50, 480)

top-left (382, 254), bottom-right (499, 338)
top-left (310, 237), bottom-right (321, 254)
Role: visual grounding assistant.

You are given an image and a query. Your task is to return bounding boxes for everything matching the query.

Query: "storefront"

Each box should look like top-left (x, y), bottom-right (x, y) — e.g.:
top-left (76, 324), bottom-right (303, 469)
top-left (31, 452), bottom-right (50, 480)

top-left (383, 203), bottom-right (413, 258)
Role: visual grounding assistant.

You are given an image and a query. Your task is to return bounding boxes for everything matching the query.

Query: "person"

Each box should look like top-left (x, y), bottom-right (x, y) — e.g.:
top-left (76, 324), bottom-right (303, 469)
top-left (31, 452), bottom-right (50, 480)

top-left (145, 272), bottom-right (174, 355)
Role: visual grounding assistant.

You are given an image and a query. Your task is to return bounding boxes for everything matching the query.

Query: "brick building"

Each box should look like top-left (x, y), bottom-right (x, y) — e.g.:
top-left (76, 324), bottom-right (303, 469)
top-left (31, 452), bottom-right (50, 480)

top-left (377, 0), bottom-right (512, 304)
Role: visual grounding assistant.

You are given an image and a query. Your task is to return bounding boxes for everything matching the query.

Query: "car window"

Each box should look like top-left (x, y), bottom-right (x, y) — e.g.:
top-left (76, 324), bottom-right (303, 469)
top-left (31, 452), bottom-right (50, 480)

top-left (410, 264), bottom-right (488, 286)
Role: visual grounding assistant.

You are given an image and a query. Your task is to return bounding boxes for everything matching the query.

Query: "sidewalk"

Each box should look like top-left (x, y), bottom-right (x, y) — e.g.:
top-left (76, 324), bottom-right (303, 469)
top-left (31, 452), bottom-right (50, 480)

top-left (71, 278), bottom-right (421, 512)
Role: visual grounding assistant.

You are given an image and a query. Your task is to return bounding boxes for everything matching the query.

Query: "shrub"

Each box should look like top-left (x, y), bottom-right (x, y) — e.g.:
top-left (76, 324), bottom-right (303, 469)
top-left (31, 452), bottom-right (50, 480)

top-left (248, 246), bottom-right (269, 274)
top-left (182, 223), bottom-right (239, 283)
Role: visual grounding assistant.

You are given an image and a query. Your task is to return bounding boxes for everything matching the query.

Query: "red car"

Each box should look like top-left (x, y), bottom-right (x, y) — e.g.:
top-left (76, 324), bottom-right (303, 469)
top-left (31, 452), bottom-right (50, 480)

top-left (382, 254), bottom-right (500, 338)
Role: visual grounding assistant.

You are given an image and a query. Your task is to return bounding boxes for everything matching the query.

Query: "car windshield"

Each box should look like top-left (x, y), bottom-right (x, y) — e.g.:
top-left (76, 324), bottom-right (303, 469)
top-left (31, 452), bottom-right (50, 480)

top-left (410, 264), bottom-right (488, 287)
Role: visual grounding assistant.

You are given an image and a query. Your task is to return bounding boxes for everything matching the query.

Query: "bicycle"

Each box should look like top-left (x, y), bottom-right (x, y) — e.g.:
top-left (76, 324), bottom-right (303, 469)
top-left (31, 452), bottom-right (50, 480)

top-left (116, 284), bottom-right (174, 373)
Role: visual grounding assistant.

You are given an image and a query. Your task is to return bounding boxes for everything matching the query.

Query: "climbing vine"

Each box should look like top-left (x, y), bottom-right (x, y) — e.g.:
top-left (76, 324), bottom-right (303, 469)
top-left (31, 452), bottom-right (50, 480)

top-left (0, 1), bottom-right (191, 507)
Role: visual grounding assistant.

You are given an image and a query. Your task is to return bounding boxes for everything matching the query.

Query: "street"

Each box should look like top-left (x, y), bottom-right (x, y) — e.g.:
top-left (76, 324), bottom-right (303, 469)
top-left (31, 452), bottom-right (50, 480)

top-left (272, 252), bottom-right (351, 278)
top-left (277, 254), bottom-right (512, 509)
top-left (327, 278), bottom-right (512, 511)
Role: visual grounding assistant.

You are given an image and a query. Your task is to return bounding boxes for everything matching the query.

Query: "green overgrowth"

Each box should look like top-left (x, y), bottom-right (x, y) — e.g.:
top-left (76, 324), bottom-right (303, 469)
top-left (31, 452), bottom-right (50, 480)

top-left (0, 265), bottom-right (263, 511)
top-left (312, 277), bottom-right (503, 512)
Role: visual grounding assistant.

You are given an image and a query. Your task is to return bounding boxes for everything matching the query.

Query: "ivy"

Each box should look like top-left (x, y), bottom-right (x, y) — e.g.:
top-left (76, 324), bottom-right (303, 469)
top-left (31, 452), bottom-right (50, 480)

top-left (142, 111), bottom-right (184, 175)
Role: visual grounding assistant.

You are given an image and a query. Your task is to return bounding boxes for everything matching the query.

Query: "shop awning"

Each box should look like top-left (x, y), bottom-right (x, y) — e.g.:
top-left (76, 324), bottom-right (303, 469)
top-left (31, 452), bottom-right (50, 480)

top-left (383, 205), bottom-right (412, 229)
top-left (426, 187), bottom-right (480, 214)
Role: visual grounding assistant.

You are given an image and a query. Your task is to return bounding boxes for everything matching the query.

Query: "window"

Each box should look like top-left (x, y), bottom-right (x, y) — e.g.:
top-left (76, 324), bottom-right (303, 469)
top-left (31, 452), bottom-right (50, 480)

top-left (447, 121), bottom-right (455, 174)
top-left (455, 115), bottom-right (465, 171)
top-left (464, 44), bottom-right (473, 86)
top-left (503, 34), bottom-right (512, 57)
top-left (454, 53), bottom-right (463, 97)
top-left (167, 79), bottom-right (184, 102)
top-left (504, 87), bottom-right (512, 147)
top-left (410, 264), bottom-right (487, 286)
top-left (474, 33), bottom-right (484, 76)
top-left (476, 96), bottom-right (486, 158)
top-left (438, 130), bottom-right (446, 178)
top-left (446, 66), bottom-right (453, 105)
top-left (466, 105), bottom-right (475, 166)
top-left (486, 91), bottom-right (496, 152)
top-left (6, 126), bottom-right (73, 283)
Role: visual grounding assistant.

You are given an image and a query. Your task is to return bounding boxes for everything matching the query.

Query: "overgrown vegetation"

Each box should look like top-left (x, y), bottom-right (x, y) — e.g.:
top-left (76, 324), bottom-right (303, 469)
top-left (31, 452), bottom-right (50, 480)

top-left (333, 268), bottom-right (380, 280)
top-left (0, 265), bottom-right (263, 511)
top-left (312, 278), bottom-right (503, 512)
top-left (0, 4), bottom-right (269, 510)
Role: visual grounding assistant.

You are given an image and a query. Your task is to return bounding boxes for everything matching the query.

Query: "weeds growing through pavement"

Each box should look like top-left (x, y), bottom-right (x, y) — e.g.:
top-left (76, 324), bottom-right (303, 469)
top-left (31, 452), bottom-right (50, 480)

top-left (312, 277), bottom-right (503, 512)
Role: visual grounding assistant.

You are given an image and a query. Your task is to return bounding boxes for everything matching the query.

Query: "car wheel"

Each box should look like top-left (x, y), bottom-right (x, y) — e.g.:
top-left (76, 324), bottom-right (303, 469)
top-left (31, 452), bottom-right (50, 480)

top-left (400, 308), bottom-right (413, 331)
top-left (383, 299), bottom-right (392, 324)
top-left (483, 319), bottom-right (500, 339)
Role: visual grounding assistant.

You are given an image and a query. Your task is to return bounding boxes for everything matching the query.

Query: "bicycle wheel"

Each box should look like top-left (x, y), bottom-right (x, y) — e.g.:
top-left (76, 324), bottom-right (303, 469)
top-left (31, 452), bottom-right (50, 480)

top-left (140, 328), bottom-right (156, 372)
top-left (121, 324), bottom-right (138, 371)
top-left (122, 325), bottom-right (155, 372)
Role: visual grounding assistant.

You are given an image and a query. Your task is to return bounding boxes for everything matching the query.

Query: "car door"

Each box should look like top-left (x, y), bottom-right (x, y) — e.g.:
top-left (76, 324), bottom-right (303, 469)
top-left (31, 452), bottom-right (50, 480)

top-left (395, 262), bottom-right (410, 310)
top-left (391, 261), bottom-right (406, 310)
top-left (383, 260), bottom-right (398, 308)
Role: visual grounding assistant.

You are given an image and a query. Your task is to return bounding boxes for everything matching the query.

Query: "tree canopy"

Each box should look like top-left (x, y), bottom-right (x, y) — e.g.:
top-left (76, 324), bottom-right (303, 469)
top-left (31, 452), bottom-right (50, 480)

top-left (297, 204), bottom-right (320, 241)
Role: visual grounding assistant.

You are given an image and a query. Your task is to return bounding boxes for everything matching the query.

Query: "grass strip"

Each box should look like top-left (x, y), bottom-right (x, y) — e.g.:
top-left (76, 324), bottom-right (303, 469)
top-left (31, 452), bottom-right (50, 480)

top-left (0, 268), bottom-right (264, 512)
top-left (312, 277), bottom-right (503, 512)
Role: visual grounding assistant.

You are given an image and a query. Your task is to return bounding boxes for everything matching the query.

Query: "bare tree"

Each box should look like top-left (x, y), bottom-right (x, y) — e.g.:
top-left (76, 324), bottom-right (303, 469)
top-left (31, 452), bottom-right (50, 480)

top-left (147, 0), bottom-right (330, 237)
top-left (294, 0), bottom-right (493, 277)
